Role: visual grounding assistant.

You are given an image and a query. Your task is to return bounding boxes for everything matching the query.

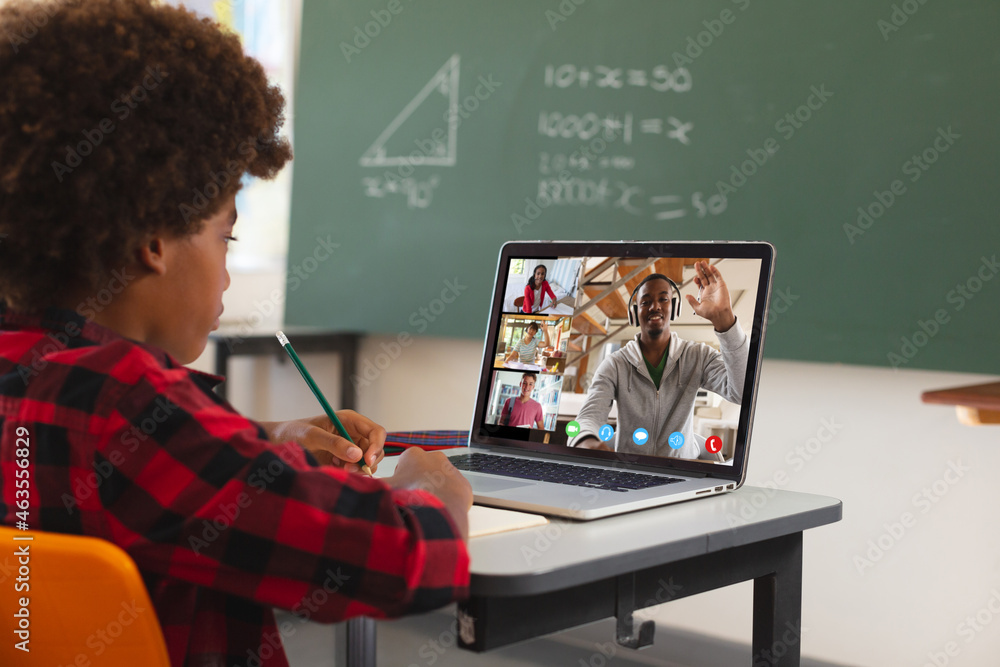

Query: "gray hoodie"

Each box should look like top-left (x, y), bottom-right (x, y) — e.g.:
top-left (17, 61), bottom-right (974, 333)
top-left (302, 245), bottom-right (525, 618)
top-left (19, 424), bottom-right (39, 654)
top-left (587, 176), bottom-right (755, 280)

top-left (569, 321), bottom-right (749, 459)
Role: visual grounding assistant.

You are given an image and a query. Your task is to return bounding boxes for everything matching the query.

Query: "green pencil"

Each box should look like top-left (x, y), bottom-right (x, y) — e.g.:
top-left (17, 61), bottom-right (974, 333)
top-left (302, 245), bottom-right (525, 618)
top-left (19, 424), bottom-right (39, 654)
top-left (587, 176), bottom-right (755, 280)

top-left (276, 331), bottom-right (373, 476)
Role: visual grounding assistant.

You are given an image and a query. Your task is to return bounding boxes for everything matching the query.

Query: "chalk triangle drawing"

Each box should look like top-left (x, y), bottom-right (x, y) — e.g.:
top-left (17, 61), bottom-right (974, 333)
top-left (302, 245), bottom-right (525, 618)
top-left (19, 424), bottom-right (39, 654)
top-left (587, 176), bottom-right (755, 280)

top-left (359, 54), bottom-right (460, 167)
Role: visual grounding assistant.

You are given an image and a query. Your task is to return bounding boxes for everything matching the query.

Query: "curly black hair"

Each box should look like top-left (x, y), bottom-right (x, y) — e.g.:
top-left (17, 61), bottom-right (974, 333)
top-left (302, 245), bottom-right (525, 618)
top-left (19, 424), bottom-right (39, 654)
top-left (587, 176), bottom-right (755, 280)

top-left (0, 0), bottom-right (292, 310)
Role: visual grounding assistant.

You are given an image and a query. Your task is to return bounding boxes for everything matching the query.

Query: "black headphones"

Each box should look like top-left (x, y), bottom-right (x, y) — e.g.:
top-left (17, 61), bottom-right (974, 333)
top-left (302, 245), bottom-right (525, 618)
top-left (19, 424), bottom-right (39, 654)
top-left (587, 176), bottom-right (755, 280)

top-left (628, 274), bottom-right (681, 326)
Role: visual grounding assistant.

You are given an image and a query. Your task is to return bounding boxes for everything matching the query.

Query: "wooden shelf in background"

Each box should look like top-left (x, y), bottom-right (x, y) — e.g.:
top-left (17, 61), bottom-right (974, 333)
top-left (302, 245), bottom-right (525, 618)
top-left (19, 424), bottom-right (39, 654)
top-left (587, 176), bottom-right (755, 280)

top-left (921, 381), bottom-right (1000, 426)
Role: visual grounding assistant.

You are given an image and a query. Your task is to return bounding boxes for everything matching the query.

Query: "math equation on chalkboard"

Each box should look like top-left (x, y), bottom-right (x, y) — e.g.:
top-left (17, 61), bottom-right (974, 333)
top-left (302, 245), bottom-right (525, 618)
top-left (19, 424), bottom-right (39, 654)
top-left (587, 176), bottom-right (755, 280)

top-left (532, 63), bottom-right (726, 223)
top-left (355, 54), bottom-right (728, 221)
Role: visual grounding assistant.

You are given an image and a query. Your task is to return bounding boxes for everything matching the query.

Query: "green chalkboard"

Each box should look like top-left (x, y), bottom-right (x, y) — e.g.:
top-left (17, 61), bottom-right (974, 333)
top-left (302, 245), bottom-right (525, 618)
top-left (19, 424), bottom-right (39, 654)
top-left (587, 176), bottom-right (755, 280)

top-left (287, 0), bottom-right (1000, 374)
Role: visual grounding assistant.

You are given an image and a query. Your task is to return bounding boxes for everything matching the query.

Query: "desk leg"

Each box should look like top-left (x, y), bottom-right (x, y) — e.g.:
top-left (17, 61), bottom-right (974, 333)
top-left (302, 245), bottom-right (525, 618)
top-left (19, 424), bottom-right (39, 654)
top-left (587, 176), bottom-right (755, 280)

top-left (334, 618), bottom-right (375, 667)
top-left (460, 532), bottom-right (806, 663)
top-left (340, 336), bottom-right (358, 411)
top-left (614, 572), bottom-right (655, 649)
top-left (752, 532), bottom-right (803, 667)
top-left (214, 340), bottom-right (231, 401)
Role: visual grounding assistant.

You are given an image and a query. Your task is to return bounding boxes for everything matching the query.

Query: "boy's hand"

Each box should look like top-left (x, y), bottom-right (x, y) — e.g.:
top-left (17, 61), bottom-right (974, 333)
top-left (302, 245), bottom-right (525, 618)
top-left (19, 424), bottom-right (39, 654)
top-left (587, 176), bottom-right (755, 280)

top-left (385, 448), bottom-right (472, 540)
top-left (259, 410), bottom-right (387, 472)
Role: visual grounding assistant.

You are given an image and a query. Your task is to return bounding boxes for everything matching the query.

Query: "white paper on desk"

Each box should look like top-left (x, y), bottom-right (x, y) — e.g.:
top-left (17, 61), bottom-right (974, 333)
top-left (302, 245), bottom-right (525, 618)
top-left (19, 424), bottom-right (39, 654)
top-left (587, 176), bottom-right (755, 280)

top-left (468, 505), bottom-right (548, 538)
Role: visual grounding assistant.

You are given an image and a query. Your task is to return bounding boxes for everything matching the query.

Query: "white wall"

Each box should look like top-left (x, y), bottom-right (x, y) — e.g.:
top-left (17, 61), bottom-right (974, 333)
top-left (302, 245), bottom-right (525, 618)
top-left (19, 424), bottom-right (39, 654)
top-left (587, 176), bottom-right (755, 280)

top-left (195, 282), bottom-right (1000, 665)
top-left (653, 358), bottom-right (1000, 667)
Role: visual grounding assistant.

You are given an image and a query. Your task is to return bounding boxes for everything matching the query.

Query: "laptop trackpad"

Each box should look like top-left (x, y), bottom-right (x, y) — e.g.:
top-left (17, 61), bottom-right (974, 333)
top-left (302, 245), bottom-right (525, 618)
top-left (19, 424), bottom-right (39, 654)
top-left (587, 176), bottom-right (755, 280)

top-left (467, 474), bottom-right (533, 494)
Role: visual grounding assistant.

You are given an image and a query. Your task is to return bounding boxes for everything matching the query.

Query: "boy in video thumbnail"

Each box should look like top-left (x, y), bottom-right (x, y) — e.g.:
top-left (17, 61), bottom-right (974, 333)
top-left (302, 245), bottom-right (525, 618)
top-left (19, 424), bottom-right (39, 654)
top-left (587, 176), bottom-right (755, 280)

top-left (500, 373), bottom-right (545, 429)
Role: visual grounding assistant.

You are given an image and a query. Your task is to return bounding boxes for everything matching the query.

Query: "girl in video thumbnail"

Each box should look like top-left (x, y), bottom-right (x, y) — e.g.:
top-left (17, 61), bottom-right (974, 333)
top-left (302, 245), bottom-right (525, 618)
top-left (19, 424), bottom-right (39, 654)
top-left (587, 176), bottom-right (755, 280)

top-left (523, 264), bottom-right (557, 313)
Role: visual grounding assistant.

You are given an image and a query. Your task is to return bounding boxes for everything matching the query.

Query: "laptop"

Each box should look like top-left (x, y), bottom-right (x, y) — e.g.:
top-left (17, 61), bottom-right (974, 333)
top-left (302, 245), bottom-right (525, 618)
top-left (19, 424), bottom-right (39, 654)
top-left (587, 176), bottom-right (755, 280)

top-left (446, 240), bottom-right (775, 519)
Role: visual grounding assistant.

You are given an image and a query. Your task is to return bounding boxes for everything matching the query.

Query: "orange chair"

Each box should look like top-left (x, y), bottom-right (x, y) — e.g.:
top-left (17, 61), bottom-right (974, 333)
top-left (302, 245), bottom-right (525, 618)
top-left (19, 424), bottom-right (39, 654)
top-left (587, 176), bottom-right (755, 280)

top-left (0, 526), bottom-right (171, 666)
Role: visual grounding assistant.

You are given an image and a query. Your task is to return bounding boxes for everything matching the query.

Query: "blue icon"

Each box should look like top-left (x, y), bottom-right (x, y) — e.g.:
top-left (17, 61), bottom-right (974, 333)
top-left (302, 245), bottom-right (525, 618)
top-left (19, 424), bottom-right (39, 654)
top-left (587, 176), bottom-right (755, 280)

top-left (668, 432), bottom-right (685, 449)
top-left (632, 428), bottom-right (649, 445)
top-left (598, 424), bottom-right (615, 442)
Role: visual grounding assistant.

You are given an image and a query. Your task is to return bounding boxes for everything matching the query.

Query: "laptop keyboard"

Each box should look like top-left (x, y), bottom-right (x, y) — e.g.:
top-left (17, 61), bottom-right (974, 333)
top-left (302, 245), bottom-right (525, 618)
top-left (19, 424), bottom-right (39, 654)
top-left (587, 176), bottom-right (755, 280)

top-left (449, 453), bottom-right (684, 493)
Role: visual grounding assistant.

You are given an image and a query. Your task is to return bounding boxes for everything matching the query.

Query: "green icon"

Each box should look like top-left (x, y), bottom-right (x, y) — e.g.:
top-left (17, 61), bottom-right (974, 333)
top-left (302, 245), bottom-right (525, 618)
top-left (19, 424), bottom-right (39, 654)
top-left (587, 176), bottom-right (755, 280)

top-left (566, 420), bottom-right (581, 436)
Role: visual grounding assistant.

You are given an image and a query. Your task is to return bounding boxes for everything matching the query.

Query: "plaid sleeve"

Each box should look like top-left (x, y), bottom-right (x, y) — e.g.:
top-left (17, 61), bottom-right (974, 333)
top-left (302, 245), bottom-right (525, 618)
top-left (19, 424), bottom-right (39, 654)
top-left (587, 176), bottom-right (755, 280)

top-left (94, 345), bottom-right (469, 622)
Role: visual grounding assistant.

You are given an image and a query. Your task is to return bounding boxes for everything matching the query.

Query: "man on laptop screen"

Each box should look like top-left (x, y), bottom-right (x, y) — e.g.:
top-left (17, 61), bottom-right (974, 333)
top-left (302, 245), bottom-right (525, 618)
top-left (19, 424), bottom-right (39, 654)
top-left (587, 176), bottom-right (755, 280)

top-left (568, 261), bottom-right (748, 461)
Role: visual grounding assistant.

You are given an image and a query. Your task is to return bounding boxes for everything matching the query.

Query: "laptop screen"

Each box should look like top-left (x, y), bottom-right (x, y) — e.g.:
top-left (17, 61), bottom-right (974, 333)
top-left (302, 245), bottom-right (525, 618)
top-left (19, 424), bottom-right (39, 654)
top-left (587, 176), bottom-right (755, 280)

top-left (469, 241), bottom-right (774, 481)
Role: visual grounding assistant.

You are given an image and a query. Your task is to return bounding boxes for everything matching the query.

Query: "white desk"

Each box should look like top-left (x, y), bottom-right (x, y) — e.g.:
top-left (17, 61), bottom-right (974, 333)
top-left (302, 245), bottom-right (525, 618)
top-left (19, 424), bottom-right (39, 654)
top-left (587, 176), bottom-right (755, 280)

top-left (338, 461), bottom-right (841, 667)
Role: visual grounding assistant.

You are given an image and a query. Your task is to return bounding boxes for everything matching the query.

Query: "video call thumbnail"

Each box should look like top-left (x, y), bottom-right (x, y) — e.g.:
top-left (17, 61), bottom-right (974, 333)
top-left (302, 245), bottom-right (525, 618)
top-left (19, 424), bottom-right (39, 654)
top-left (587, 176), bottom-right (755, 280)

top-left (484, 370), bottom-right (562, 431)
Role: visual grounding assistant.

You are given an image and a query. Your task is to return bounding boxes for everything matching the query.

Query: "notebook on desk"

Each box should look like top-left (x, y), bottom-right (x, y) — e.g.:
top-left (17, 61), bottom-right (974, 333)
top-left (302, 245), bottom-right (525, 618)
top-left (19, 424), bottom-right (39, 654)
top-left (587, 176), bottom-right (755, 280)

top-left (446, 240), bottom-right (775, 520)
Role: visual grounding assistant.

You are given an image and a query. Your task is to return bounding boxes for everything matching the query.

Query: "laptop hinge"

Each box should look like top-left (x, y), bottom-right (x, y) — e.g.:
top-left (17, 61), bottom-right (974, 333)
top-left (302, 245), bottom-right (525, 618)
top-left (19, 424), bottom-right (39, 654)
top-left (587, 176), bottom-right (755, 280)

top-left (470, 444), bottom-right (714, 478)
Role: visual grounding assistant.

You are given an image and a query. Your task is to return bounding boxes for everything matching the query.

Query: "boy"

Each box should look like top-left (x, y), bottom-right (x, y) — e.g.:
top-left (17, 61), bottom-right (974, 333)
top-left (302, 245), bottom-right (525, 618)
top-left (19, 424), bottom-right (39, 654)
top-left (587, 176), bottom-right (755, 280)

top-left (0, 1), bottom-right (473, 665)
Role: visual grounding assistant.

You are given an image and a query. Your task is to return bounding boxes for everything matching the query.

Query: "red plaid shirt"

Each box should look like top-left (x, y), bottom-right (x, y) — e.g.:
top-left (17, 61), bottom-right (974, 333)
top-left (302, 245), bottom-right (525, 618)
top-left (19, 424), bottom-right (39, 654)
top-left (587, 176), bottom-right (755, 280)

top-left (0, 306), bottom-right (469, 666)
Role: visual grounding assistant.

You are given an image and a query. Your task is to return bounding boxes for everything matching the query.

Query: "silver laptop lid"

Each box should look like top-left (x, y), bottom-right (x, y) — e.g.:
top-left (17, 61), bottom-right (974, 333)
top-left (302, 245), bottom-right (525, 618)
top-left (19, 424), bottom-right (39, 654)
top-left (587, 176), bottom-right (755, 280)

top-left (468, 240), bottom-right (775, 485)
